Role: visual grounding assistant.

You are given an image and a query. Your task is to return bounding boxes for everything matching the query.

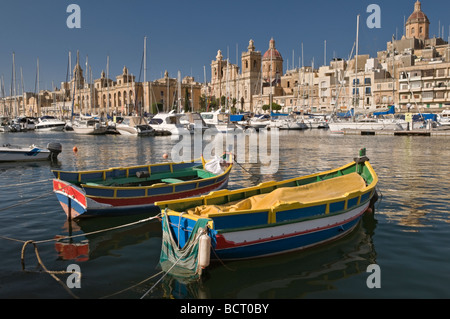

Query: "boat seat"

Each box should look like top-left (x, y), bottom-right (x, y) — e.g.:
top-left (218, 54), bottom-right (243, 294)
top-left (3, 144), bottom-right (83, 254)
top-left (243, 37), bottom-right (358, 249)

top-left (161, 178), bottom-right (184, 184)
top-left (189, 173), bottom-right (366, 216)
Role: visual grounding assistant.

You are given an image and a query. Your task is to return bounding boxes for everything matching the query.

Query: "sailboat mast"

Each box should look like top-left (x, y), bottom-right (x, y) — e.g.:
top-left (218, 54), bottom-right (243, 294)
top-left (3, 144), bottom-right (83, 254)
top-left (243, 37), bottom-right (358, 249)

top-left (177, 70), bottom-right (181, 113)
top-left (144, 36), bottom-right (147, 112)
top-left (354, 14), bottom-right (360, 110)
top-left (20, 67), bottom-right (24, 116)
top-left (12, 52), bottom-right (18, 117)
top-left (85, 55), bottom-right (88, 116)
top-left (37, 57), bottom-right (40, 117)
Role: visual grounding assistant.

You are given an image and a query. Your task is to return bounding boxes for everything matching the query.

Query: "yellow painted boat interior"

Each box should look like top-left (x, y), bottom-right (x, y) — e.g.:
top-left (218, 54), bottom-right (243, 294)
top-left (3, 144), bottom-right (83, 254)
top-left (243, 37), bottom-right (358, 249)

top-left (187, 172), bottom-right (366, 216)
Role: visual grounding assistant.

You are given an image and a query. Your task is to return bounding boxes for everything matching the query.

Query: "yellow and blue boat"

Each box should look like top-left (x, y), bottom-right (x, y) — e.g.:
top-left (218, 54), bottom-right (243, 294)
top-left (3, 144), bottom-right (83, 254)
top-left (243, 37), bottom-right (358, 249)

top-left (52, 153), bottom-right (233, 219)
top-left (156, 149), bottom-right (378, 277)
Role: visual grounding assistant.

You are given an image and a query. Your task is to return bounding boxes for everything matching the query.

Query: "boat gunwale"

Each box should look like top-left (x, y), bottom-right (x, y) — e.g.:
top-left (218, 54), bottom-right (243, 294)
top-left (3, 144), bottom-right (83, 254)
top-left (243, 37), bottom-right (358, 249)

top-left (52, 154), bottom-right (233, 201)
top-left (51, 156), bottom-right (205, 180)
top-left (156, 159), bottom-right (378, 216)
top-left (79, 164), bottom-right (233, 192)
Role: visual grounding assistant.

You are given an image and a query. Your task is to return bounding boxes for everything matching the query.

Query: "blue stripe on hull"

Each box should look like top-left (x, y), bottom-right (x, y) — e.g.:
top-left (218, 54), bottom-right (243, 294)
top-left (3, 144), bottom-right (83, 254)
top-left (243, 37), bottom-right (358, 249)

top-left (213, 217), bottom-right (362, 260)
top-left (55, 192), bottom-right (87, 216)
top-left (55, 192), bottom-right (161, 217)
top-left (84, 205), bottom-right (161, 217)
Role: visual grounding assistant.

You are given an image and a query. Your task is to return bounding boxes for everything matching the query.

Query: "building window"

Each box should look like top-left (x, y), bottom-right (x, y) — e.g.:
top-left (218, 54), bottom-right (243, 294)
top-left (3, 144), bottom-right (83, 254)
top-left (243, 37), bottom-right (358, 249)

top-left (420, 27), bottom-right (423, 34)
top-left (423, 91), bottom-right (434, 100)
top-left (412, 27), bottom-right (415, 35)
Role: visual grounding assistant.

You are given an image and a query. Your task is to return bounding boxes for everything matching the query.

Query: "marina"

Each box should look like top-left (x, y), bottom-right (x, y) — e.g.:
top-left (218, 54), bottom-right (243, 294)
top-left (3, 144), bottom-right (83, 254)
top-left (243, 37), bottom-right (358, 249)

top-left (1, 0), bottom-right (450, 305)
top-left (0, 129), bottom-right (449, 299)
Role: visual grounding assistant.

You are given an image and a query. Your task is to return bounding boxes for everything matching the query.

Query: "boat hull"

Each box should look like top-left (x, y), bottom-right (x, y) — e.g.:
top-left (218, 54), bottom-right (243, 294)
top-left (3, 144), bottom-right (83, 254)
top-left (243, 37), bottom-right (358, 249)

top-left (0, 146), bottom-right (51, 162)
top-left (53, 177), bottom-right (230, 218)
top-left (328, 121), bottom-right (404, 133)
top-left (212, 202), bottom-right (368, 260)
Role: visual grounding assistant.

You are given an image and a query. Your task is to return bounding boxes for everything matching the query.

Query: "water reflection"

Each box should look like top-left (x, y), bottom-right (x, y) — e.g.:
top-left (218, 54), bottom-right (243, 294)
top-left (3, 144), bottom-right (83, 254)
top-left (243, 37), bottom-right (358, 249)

top-left (55, 214), bottom-right (162, 262)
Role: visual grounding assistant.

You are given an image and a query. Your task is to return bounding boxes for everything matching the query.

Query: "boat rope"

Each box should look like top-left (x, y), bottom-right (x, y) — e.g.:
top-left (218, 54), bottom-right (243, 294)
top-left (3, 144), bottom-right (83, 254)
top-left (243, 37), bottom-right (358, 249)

top-left (139, 226), bottom-right (206, 299)
top-left (0, 190), bottom-right (54, 212)
top-left (100, 270), bottom-right (164, 299)
top-left (20, 240), bottom-right (80, 299)
top-left (0, 214), bottom-right (161, 299)
top-left (0, 178), bottom-right (53, 188)
top-left (232, 156), bottom-right (262, 185)
top-left (0, 214), bottom-right (162, 246)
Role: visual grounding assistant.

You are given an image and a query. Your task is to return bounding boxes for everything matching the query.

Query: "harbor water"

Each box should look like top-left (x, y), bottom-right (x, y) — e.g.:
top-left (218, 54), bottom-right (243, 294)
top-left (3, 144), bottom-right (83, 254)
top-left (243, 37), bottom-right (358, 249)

top-left (0, 129), bottom-right (449, 299)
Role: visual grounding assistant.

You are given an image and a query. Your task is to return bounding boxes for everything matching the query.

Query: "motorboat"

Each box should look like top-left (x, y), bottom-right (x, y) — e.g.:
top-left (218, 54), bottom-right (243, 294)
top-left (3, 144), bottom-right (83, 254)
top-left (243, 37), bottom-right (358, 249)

top-left (115, 116), bottom-right (155, 136)
top-left (268, 113), bottom-right (308, 130)
top-left (180, 112), bottom-right (209, 132)
top-left (200, 110), bottom-right (240, 133)
top-left (34, 116), bottom-right (66, 132)
top-left (0, 142), bottom-right (62, 162)
top-left (149, 111), bottom-right (192, 135)
top-left (72, 118), bottom-right (108, 135)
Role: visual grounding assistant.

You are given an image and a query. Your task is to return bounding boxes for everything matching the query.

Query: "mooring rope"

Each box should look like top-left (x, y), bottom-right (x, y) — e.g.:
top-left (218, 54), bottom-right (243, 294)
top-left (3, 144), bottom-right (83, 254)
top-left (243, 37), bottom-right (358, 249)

top-left (1, 214), bottom-right (161, 298)
top-left (20, 239), bottom-right (80, 299)
top-left (0, 190), bottom-right (55, 212)
top-left (0, 178), bottom-right (53, 188)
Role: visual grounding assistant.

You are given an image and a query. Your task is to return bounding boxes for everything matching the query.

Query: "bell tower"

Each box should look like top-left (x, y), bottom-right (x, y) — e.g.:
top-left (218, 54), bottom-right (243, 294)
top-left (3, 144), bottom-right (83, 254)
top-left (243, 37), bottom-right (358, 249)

top-left (240, 39), bottom-right (262, 112)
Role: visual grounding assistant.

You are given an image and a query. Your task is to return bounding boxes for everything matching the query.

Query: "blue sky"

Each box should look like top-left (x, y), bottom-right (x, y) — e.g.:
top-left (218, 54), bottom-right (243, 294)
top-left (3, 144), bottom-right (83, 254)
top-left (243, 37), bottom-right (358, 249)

top-left (0, 0), bottom-right (449, 93)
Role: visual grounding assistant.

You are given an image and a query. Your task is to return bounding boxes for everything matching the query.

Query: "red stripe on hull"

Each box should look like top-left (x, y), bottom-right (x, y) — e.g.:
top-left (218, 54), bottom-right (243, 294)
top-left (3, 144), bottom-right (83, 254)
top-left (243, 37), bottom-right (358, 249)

top-left (53, 180), bottom-right (87, 207)
top-left (86, 178), bottom-right (228, 207)
top-left (214, 205), bottom-right (367, 250)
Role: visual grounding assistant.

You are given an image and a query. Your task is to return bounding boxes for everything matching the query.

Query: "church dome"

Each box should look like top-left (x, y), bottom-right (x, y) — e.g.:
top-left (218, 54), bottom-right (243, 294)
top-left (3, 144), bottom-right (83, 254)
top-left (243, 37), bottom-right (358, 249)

top-left (406, 1), bottom-right (430, 25)
top-left (263, 38), bottom-right (283, 60)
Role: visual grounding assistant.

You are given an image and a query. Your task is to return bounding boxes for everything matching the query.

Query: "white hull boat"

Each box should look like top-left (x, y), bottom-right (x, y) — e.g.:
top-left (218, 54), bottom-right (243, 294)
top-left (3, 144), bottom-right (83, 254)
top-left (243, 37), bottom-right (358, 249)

top-left (115, 116), bottom-right (155, 136)
top-left (35, 116), bottom-right (66, 132)
top-left (0, 142), bottom-right (62, 162)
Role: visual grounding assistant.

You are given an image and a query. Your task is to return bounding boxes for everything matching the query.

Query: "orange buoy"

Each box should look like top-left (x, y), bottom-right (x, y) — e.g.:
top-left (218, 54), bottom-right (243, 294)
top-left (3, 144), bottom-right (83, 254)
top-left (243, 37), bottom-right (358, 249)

top-left (163, 153), bottom-right (168, 159)
top-left (73, 146), bottom-right (78, 153)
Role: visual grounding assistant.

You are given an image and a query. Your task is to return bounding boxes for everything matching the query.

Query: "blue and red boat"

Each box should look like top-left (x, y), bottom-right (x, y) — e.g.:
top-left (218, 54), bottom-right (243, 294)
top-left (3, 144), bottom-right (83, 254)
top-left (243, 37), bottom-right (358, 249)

top-left (52, 154), bottom-right (233, 219)
top-left (156, 149), bottom-right (378, 277)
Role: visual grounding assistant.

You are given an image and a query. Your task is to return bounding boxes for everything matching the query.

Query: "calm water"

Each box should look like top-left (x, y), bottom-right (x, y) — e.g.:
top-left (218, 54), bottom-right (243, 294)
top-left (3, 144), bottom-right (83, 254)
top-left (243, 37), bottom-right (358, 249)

top-left (0, 129), bottom-right (449, 299)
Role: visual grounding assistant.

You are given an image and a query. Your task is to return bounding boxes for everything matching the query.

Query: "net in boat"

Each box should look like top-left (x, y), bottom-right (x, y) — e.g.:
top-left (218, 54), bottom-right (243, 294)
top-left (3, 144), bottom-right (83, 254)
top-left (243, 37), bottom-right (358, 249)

top-left (159, 213), bottom-right (212, 279)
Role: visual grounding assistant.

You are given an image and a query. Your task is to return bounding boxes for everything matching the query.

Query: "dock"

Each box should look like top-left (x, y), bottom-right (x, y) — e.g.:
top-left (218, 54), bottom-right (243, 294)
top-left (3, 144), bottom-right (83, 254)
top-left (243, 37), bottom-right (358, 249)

top-left (341, 129), bottom-right (450, 136)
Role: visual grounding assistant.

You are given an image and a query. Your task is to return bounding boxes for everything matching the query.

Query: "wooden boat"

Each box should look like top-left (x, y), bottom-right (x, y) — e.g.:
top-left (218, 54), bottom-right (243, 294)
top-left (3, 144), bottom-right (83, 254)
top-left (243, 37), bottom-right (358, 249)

top-left (156, 148), bottom-right (378, 277)
top-left (0, 142), bottom-right (61, 162)
top-left (52, 153), bottom-right (233, 219)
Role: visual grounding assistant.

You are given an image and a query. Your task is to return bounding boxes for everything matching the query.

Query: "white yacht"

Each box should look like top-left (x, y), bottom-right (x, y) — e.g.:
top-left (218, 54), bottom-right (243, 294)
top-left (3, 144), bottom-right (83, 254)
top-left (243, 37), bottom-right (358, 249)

top-left (180, 112), bottom-right (209, 132)
top-left (149, 111), bottom-right (192, 135)
top-left (328, 117), bottom-right (405, 133)
top-left (200, 110), bottom-right (240, 133)
top-left (268, 113), bottom-right (308, 130)
top-left (115, 116), bottom-right (155, 136)
top-left (72, 118), bottom-right (108, 135)
top-left (437, 110), bottom-right (450, 126)
top-left (34, 116), bottom-right (66, 132)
